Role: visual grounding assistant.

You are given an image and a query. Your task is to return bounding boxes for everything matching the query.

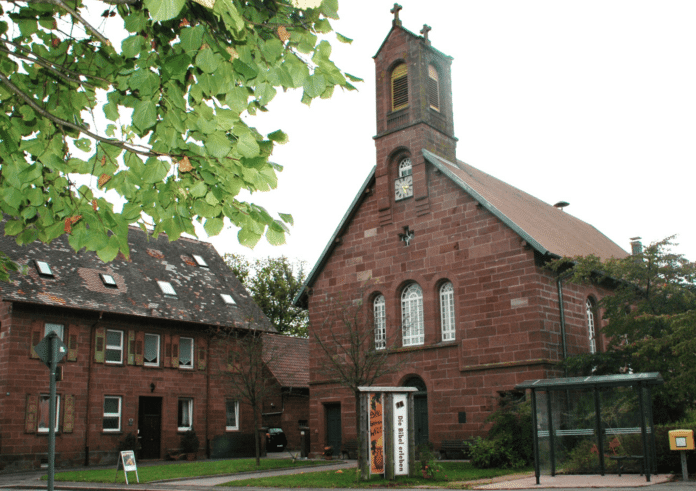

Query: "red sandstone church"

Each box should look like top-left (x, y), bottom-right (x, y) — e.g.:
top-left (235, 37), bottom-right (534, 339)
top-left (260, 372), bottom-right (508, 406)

top-left (295, 8), bottom-right (628, 457)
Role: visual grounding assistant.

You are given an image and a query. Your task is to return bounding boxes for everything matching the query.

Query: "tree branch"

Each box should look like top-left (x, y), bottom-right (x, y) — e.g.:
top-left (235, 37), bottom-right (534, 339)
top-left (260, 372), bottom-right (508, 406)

top-left (0, 71), bottom-right (167, 159)
top-left (26, 0), bottom-right (111, 46)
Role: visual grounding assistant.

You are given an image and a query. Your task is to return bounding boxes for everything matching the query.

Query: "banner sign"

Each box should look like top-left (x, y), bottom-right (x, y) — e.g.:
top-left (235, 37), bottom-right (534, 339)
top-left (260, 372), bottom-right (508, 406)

top-left (393, 393), bottom-right (409, 476)
top-left (369, 393), bottom-right (384, 474)
top-left (117, 450), bottom-right (139, 484)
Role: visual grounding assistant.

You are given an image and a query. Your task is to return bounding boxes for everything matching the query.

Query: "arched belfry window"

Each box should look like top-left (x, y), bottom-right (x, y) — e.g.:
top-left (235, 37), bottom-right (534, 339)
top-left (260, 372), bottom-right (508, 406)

top-left (391, 63), bottom-right (409, 111)
top-left (374, 295), bottom-right (386, 350)
top-left (398, 158), bottom-right (412, 177)
top-left (440, 282), bottom-right (455, 341)
top-left (402, 283), bottom-right (424, 346)
top-left (586, 297), bottom-right (597, 354)
top-left (428, 65), bottom-right (440, 111)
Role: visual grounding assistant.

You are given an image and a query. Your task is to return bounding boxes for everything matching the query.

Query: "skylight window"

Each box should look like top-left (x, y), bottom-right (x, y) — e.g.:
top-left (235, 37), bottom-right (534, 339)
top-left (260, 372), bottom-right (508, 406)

top-left (192, 254), bottom-right (208, 268)
top-left (35, 260), bottom-right (53, 276)
top-left (157, 281), bottom-right (177, 297)
top-left (220, 294), bottom-right (236, 305)
top-left (100, 274), bottom-right (117, 287)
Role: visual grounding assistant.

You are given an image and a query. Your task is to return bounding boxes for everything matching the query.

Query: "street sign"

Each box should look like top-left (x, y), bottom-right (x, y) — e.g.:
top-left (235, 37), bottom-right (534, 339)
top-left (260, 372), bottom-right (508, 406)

top-left (34, 332), bottom-right (66, 368)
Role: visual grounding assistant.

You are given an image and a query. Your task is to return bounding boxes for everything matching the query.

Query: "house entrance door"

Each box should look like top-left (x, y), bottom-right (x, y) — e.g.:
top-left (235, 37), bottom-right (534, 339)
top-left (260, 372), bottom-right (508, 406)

top-left (404, 377), bottom-right (429, 446)
top-left (325, 404), bottom-right (341, 455)
top-left (138, 396), bottom-right (162, 460)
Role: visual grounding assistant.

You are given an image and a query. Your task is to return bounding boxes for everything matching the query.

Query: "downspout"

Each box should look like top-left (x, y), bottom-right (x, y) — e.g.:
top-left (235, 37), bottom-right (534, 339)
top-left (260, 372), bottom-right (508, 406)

top-left (556, 277), bottom-right (568, 377)
top-left (205, 333), bottom-right (211, 459)
top-left (85, 311), bottom-right (103, 466)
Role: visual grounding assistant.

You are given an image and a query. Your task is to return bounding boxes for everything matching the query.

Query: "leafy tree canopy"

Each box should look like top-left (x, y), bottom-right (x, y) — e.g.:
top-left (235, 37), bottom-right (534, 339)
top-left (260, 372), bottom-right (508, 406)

top-left (225, 253), bottom-right (307, 336)
top-left (550, 237), bottom-right (696, 423)
top-left (0, 0), bottom-right (358, 276)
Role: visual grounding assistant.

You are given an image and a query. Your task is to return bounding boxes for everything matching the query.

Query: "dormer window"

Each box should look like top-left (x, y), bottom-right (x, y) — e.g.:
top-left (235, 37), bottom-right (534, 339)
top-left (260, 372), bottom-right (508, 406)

top-left (192, 254), bottom-right (208, 268)
top-left (391, 63), bottom-right (408, 111)
top-left (100, 274), bottom-right (117, 287)
top-left (35, 260), bottom-right (53, 277)
top-left (428, 64), bottom-right (440, 111)
top-left (221, 293), bottom-right (236, 305)
top-left (157, 281), bottom-right (177, 297)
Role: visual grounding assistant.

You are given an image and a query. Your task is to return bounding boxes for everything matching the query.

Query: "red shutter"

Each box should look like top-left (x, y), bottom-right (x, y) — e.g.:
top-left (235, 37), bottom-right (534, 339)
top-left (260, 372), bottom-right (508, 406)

top-left (94, 327), bottom-right (105, 363)
top-left (164, 334), bottom-right (171, 367)
top-left (67, 325), bottom-right (78, 362)
top-left (171, 336), bottom-right (179, 368)
top-left (197, 339), bottom-right (207, 371)
top-left (127, 330), bottom-right (135, 365)
top-left (63, 394), bottom-right (75, 433)
top-left (29, 320), bottom-right (42, 359)
top-left (135, 331), bottom-right (144, 366)
top-left (25, 394), bottom-right (38, 433)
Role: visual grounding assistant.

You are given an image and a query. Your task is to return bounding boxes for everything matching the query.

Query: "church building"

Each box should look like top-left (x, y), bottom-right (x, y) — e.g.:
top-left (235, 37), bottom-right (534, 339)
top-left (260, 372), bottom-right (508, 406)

top-left (296, 7), bottom-right (628, 457)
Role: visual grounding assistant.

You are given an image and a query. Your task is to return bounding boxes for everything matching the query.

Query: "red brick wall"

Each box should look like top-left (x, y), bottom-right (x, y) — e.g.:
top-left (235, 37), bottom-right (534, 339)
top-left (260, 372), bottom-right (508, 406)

top-left (0, 304), bottom-right (296, 471)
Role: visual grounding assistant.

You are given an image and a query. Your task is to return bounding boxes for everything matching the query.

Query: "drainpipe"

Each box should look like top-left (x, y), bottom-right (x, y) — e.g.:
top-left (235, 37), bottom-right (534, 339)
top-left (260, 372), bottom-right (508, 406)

top-left (556, 276), bottom-right (569, 377)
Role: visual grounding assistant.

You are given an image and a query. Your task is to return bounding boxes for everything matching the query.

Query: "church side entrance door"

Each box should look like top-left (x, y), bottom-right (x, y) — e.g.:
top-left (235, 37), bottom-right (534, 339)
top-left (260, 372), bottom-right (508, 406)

top-left (325, 404), bottom-right (341, 454)
top-left (404, 377), bottom-right (429, 447)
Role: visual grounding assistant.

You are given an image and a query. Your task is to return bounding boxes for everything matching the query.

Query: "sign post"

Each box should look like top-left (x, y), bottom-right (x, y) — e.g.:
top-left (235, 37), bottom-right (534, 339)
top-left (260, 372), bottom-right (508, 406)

top-left (34, 332), bottom-right (67, 491)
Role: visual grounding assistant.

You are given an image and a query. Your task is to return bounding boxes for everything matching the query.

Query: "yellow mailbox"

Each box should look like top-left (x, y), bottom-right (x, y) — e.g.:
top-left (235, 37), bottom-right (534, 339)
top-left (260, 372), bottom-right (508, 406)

top-left (669, 429), bottom-right (695, 451)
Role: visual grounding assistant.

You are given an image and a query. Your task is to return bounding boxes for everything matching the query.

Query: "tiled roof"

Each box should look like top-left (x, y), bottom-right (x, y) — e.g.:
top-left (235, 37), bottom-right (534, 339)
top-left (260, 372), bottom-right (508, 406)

top-left (262, 334), bottom-right (308, 389)
top-left (0, 223), bottom-right (274, 331)
top-left (423, 150), bottom-right (628, 261)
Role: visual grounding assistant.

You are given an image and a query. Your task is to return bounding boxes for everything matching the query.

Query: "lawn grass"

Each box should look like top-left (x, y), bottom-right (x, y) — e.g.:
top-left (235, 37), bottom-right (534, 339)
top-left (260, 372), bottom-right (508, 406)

top-left (51, 458), bottom-right (321, 484)
top-left (222, 462), bottom-right (533, 488)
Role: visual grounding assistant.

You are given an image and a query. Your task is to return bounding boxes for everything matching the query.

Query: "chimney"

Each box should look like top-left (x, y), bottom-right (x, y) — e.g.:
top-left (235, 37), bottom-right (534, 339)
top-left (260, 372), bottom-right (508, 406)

top-left (630, 237), bottom-right (643, 256)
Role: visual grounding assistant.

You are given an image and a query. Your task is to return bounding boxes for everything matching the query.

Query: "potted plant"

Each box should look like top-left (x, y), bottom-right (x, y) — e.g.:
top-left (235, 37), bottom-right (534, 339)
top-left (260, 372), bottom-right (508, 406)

top-left (180, 428), bottom-right (200, 460)
top-left (323, 445), bottom-right (334, 460)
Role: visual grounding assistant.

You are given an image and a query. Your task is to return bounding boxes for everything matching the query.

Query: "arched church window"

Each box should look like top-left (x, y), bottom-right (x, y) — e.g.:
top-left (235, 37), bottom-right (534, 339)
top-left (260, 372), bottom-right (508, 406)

top-left (374, 294), bottom-right (386, 350)
top-left (586, 297), bottom-right (597, 354)
top-left (440, 282), bottom-right (455, 341)
top-left (428, 65), bottom-right (440, 111)
top-left (398, 158), bottom-right (412, 177)
top-left (391, 63), bottom-right (409, 111)
top-left (402, 283), bottom-right (424, 346)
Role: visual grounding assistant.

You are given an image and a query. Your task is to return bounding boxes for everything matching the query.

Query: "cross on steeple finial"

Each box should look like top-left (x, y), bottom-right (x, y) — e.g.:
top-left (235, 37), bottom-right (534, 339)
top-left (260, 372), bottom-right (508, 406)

top-left (390, 3), bottom-right (402, 26)
top-left (420, 24), bottom-right (432, 44)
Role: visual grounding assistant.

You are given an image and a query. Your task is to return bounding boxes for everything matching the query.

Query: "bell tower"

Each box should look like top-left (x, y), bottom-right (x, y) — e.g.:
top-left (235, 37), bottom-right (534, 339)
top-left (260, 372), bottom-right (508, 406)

top-left (373, 4), bottom-right (457, 223)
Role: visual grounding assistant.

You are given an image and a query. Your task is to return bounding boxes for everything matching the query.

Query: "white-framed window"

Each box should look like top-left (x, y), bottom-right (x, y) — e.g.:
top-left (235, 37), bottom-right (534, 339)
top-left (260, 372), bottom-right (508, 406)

top-left (105, 330), bottom-right (124, 364)
top-left (192, 254), bottom-right (208, 268)
top-left (225, 400), bottom-right (239, 430)
top-left (401, 283), bottom-right (424, 346)
top-left (38, 394), bottom-right (60, 433)
top-left (178, 398), bottom-right (193, 431)
top-left (440, 282), bottom-right (455, 341)
top-left (103, 396), bottom-right (122, 432)
top-left (428, 64), bottom-right (440, 111)
top-left (398, 158), bottom-right (412, 177)
top-left (179, 337), bottom-right (194, 369)
top-left (44, 322), bottom-right (64, 340)
top-left (586, 298), bottom-right (597, 354)
top-left (35, 260), bottom-right (53, 276)
top-left (100, 274), bottom-right (117, 287)
top-left (144, 334), bottom-right (160, 366)
top-left (221, 293), bottom-right (236, 305)
top-left (157, 281), bottom-right (177, 297)
top-left (374, 295), bottom-right (386, 350)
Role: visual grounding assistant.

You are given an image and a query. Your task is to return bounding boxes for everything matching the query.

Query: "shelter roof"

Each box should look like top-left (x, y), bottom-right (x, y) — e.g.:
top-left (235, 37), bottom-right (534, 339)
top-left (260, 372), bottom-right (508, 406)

top-left (0, 222), bottom-right (273, 331)
top-left (515, 372), bottom-right (664, 391)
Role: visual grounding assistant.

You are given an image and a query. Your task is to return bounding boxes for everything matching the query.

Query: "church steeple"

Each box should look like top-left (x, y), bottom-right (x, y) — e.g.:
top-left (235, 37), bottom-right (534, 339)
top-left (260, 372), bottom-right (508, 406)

top-left (373, 8), bottom-right (457, 224)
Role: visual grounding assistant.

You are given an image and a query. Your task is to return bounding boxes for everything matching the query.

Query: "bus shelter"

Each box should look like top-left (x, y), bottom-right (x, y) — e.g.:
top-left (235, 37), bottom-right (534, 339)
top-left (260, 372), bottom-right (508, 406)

top-left (516, 373), bottom-right (663, 484)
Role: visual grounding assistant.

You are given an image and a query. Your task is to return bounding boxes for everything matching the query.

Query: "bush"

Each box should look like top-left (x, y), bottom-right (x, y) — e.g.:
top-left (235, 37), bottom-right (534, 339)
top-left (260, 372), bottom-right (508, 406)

top-left (180, 428), bottom-right (200, 454)
top-left (469, 437), bottom-right (525, 469)
top-left (119, 433), bottom-right (140, 452)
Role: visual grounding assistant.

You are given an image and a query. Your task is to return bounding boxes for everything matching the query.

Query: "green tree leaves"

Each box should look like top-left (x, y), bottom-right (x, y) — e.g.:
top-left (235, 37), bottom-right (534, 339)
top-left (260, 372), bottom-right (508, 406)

top-left (0, 0), bottom-right (357, 278)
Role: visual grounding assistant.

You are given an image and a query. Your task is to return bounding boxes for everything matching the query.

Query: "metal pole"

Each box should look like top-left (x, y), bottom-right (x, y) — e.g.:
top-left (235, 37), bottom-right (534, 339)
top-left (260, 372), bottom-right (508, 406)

top-left (48, 335), bottom-right (57, 491)
top-left (531, 389), bottom-right (540, 485)
top-left (547, 392), bottom-right (555, 476)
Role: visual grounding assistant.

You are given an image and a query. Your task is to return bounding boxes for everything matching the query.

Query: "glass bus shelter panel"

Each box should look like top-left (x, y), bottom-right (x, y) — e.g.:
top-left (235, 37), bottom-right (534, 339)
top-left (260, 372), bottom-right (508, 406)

top-left (534, 390), bottom-right (552, 475)
top-left (549, 389), bottom-right (600, 475)
top-left (601, 386), bottom-right (650, 474)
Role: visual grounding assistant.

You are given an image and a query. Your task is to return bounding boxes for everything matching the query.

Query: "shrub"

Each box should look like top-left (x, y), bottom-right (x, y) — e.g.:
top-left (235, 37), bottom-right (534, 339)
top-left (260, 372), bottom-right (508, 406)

top-left (180, 428), bottom-right (200, 454)
top-left (417, 442), bottom-right (444, 479)
top-left (119, 433), bottom-right (140, 452)
top-left (469, 437), bottom-right (525, 469)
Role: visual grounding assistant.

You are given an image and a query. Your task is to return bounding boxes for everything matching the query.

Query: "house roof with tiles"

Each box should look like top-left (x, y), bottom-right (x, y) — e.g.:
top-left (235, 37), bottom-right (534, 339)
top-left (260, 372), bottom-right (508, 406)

top-left (295, 150), bottom-right (628, 306)
top-left (0, 222), bottom-right (274, 331)
top-left (262, 334), bottom-right (309, 389)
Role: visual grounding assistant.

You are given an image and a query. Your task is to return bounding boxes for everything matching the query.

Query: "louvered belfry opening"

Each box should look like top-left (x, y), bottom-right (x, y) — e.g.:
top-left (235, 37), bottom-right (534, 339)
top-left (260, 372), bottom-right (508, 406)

top-left (391, 63), bottom-right (408, 111)
top-left (428, 65), bottom-right (439, 111)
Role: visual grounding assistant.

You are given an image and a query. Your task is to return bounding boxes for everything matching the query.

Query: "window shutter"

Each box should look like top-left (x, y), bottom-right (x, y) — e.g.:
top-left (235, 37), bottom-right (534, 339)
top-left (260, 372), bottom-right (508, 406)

top-left (94, 327), bottom-right (105, 363)
top-left (164, 335), bottom-right (171, 368)
top-left (134, 331), bottom-right (144, 366)
top-left (67, 325), bottom-right (78, 362)
top-left (198, 340), bottom-right (207, 371)
top-left (29, 320), bottom-right (42, 359)
top-left (391, 64), bottom-right (409, 111)
top-left (127, 330), bottom-right (135, 365)
top-left (172, 336), bottom-right (179, 368)
top-left (63, 394), bottom-right (75, 433)
top-left (25, 394), bottom-right (38, 433)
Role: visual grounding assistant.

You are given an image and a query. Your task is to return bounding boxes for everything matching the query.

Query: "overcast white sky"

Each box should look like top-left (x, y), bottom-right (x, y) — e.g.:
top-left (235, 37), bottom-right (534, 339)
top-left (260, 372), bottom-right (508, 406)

top-left (206, 1), bottom-right (696, 267)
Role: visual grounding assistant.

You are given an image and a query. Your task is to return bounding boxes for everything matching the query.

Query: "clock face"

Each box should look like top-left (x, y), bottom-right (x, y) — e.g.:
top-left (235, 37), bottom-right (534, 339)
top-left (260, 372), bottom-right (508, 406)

top-left (394, 175), bottom-right (413, 201)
